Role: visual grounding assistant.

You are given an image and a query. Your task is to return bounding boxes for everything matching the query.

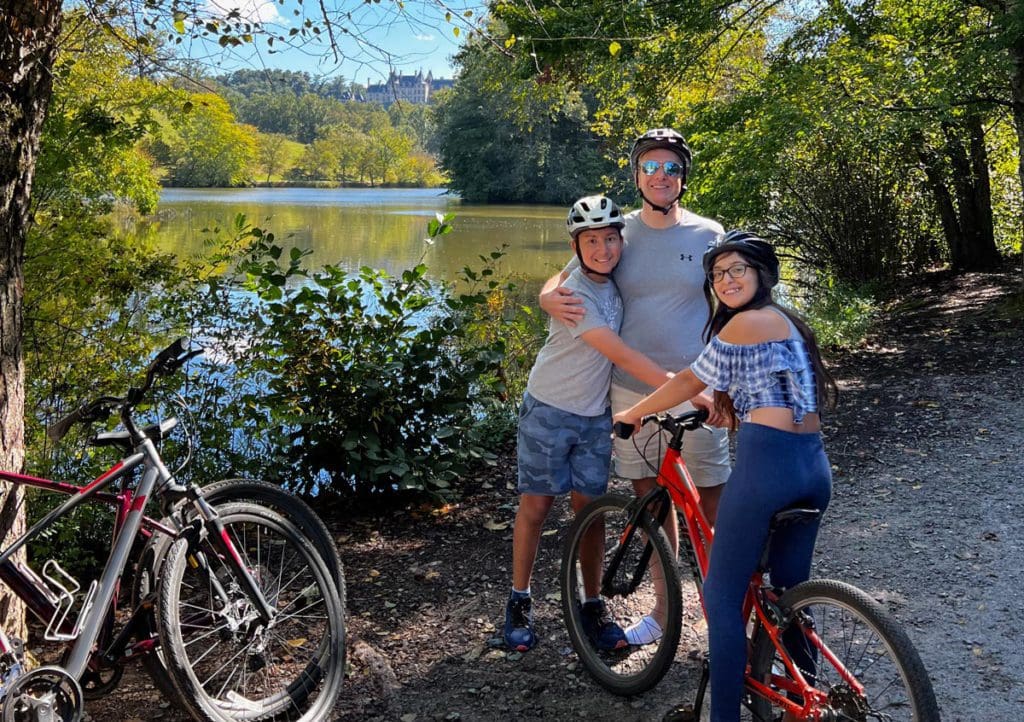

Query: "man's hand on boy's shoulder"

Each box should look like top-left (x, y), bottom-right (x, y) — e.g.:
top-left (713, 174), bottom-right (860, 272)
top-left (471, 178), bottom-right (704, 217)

top-left (539, 285), bottom-right (585, 327)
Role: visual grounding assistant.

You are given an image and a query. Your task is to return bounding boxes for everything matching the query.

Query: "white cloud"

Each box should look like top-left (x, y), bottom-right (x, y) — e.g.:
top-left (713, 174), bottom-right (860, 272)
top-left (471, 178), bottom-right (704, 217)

top-left (415, 33), bottom-right (435, 42)
top-left (204, 0), bottom-right (281, 24)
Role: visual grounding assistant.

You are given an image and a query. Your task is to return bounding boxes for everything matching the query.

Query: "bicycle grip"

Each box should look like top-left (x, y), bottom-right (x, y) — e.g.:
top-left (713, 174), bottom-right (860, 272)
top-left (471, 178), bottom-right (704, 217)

top-left (612, 421), bottom-right (634, 439)
top-left (46, 405), bottom-right (87, 443)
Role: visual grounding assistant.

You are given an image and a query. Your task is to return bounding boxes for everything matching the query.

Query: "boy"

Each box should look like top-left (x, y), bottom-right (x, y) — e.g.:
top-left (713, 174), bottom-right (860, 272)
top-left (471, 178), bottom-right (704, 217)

top-left (505, 195), bottom-right (675, 652)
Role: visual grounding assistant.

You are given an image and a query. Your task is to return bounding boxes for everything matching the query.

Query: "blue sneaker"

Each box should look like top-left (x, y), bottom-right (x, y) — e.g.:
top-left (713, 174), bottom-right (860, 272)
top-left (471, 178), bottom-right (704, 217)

top-left (581, 599), bottom-right (627, 651)
top-left (504, 594), bottom-right (536, 652)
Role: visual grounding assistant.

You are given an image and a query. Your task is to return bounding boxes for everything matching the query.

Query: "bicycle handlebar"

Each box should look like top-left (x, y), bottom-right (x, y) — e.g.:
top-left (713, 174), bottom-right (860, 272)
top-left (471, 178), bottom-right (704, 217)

top-left (612, 408), bottom-right (709, 439)
top-left (46, 339), bottom-right (202, 443)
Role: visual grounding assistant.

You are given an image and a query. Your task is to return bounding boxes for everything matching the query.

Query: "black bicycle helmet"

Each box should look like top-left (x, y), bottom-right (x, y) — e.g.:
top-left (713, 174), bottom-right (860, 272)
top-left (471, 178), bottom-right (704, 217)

top-left (629, 128), bottom-right (692, 214)
top-left (703, 230), bottom-right (780, 289)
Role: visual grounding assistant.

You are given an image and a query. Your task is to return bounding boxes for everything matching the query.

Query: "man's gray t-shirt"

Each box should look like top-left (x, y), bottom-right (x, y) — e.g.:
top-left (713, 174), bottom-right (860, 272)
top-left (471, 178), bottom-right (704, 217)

top-left (526, 268), bottom-right (622, 417)
top-left (611, 209), bottom-right (724, 394)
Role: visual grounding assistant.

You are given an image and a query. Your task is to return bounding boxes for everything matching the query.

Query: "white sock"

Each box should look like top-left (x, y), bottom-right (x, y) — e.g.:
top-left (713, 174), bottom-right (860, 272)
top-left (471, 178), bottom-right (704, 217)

top-left (624, 615), bottom-right (663, 646)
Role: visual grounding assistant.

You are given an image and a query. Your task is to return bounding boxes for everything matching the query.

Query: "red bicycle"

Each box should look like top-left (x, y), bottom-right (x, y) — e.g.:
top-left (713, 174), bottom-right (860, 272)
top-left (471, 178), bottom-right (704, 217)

top-left (560, 409), bottom-right (939, 720)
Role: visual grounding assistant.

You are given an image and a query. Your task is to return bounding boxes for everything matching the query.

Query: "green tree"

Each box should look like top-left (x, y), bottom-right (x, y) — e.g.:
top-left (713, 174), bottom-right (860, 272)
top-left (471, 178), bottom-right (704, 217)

top-left (435, 35), bottom-right (617, 204)
top-left (366, 126), bottom-right (414, 185)
top-left (294, 137), bottom-right (342, 181)
top-left (152, 92), bottom-right (257, 187)
top-left (491, 0), bottom-right (1012, 272)
top-left (254, 132), bottom-right (293, 183)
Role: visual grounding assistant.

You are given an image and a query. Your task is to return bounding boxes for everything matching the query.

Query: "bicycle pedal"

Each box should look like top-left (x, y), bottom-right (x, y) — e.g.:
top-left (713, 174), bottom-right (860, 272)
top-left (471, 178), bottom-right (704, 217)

top-left (661, 703), bottom-right (698, 722)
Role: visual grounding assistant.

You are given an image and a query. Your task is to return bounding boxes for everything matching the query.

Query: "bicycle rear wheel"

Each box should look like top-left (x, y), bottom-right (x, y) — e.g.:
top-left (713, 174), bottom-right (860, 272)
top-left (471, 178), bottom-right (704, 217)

top-left (157, 502), bottom-right (344, 722)
top-left (749, 579), bottom-right (939, 721)
top-left (561, 493), bottom-right (684, 696)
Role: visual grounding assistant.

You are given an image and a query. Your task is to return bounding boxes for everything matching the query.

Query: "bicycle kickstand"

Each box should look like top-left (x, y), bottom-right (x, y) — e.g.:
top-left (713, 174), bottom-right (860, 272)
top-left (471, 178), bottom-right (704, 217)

top-left (660, 657), bottom-right (709, 722)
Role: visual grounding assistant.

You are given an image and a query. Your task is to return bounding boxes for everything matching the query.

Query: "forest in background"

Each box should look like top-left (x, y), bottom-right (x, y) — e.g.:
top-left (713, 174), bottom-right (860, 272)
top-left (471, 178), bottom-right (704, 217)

top-left (51, 16), bottom-right (447, 191)
top-left (6, 1), bottom-right (1024, 575)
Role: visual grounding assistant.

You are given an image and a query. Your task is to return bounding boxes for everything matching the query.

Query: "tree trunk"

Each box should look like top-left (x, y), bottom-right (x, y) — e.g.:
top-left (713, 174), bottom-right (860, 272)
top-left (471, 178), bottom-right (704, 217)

top-left (916, 138), bottom-right (964, 261)
top-left (942, 119), bottom-right (999, 270)
top-left (0, 0), bottom-right (63, 642)
top-left (1006, 33), bottom-right (1024, 285)
top-left (966, 114), bottom-right (996, 264)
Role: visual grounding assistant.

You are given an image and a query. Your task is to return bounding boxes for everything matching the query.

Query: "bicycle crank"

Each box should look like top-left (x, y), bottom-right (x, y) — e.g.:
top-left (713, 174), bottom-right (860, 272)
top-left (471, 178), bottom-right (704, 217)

top-left (1, 666), bottom-right (83, 722)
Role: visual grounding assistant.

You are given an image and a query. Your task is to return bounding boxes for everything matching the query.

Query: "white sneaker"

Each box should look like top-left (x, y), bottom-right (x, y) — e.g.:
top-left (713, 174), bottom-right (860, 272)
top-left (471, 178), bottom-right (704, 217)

top-left (624, 615), bottom-right (663, 646)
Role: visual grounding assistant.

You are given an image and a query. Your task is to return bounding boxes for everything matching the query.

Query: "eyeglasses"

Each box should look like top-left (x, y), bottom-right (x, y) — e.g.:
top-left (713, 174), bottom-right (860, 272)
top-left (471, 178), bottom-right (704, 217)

top-left (708, 263), bottom-right (751, 283)
top-left (639, 160), bottom-right (685, 178)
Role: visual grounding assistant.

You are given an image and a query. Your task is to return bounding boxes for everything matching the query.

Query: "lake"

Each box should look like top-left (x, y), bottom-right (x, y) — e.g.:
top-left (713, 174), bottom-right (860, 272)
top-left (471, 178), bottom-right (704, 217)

top-left (131, 187), bottom-right (574, 285)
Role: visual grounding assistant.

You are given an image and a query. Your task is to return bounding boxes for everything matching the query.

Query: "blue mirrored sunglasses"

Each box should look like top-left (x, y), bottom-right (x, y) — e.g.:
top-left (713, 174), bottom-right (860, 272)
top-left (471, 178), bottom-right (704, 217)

top-left (639, 160), bottom-right (685, 177)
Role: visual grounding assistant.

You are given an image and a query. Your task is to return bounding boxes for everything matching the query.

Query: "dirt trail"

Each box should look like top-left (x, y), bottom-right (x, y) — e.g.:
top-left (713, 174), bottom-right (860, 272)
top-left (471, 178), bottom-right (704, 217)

top-left (88, 271), bottom-right (1024, 722)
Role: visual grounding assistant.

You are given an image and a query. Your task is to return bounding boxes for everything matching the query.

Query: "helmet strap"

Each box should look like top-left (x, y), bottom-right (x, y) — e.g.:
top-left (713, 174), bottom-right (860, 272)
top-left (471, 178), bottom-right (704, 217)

top-left (637, 174), bottom-right (687, 216)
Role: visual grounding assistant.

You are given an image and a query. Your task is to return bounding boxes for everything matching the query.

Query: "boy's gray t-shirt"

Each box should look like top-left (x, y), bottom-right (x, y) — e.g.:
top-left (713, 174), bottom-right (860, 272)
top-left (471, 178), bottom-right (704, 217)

top-left (526, 268), bottom-right (622, 417)
top-left (611, 209), bottom-right (724, 394)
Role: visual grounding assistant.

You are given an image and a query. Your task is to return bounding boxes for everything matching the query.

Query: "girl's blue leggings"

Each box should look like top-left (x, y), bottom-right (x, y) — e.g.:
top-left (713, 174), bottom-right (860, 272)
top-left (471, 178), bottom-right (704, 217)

top-left (703, 423), bottom-right (832, 722)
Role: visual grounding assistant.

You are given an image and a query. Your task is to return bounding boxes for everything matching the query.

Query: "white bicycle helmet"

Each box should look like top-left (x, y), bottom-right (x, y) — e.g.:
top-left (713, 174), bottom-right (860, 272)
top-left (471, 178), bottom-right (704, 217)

top-left (566, 195), bottom-right (625, 239)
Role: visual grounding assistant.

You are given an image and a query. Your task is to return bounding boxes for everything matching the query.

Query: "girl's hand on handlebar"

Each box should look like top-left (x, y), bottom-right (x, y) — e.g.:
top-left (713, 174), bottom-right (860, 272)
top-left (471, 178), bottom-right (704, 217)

top-left (689, 393), bottom-right (725, 428)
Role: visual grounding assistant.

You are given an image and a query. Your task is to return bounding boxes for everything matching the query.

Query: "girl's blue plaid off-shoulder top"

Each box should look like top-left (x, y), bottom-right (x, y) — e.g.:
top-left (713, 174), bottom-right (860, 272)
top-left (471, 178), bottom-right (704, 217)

top-left (689, 322), bottom-right (819, 423)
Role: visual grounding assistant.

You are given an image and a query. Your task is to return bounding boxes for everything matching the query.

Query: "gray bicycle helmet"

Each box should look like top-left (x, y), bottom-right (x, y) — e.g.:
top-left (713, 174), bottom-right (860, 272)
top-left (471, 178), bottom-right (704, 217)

top-left (629, 128), bottom-right (692, 214)
top-left (703, 230), bottom-right (780, 289)
top-left (566, 195), bottom-right (625, 238)
top-left (629, 128), bottom-right (692, 177)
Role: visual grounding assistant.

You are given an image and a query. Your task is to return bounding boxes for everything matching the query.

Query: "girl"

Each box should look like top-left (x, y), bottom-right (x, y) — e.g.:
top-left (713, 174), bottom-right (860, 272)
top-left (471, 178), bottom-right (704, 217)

top-left (613, 230), bottom-right (837, 722)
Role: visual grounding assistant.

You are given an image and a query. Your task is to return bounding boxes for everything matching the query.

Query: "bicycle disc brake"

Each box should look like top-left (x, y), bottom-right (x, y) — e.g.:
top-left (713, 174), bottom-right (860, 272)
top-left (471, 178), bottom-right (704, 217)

top-left (1, 666), bottom-right (83, 722)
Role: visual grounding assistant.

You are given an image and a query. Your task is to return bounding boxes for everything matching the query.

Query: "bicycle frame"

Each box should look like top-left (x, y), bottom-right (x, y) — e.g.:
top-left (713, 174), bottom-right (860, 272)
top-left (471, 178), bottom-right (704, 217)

top-left (0, 438), bottom-right (182, 679)
top-left (0, 431), bottom-right (276, 685)
top-left (619, 414), bottom-right (838, 720)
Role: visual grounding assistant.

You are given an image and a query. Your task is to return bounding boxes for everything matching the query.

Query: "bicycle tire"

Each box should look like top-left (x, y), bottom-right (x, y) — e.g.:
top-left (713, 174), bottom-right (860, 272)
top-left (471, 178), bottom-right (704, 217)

top-left (157, 502), bottom-right (345, 722)
top-left (132, 479), bottom-right (346, 711)
top-left (201, 479), bottom-right (345, 594)
top-left (561, 493), bottom-right (683, 696)
top-left (749, 578), bottom-right (940, 721)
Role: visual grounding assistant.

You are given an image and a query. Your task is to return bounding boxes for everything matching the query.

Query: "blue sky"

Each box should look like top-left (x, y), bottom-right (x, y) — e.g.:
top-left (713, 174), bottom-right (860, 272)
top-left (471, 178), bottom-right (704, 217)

top-left (191, 1), bottom-right (485, 84)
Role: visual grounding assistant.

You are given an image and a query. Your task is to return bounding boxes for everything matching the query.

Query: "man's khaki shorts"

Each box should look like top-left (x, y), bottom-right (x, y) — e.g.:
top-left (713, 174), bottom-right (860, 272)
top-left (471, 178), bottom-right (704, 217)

top-left (610, 384), bottom-right (731, 488)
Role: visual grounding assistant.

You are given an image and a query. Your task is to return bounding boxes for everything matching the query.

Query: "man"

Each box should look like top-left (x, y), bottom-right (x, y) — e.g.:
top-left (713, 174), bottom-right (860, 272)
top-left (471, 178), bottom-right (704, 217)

top-left (539, 128), bottom-right (731, 645)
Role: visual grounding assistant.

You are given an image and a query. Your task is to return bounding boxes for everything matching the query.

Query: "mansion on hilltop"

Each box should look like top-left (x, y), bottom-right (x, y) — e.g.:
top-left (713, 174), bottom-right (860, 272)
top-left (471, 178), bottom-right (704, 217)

top-left (364, 70), bottom-right (454, 106)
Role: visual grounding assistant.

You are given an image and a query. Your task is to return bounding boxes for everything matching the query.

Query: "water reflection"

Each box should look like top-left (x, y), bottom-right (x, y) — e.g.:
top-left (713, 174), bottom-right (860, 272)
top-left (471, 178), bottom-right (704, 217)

top-left (131, 188), bottom-right (575, 285)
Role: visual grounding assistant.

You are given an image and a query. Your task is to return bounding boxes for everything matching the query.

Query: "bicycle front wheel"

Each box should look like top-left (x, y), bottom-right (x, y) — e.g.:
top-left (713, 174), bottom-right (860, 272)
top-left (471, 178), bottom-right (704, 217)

top-left (157, 502), bottom-right (344, 722)
top-left (749, 579), bottom-right (939, 721)
top-left (561, 493), bottom-right (683, 696)
top-left (133, 479), bottom-right (346, 711)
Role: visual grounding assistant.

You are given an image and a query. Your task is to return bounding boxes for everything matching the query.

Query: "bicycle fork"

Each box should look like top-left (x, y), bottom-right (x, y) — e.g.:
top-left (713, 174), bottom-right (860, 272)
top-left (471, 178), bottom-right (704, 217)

top-left (600, 490), bottom-right (666, 598)
top-left (188, 494), bottom-right (276, 625)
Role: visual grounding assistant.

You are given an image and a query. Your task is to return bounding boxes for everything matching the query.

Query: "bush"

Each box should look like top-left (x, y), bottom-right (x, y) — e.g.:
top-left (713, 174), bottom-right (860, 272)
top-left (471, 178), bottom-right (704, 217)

top-left (794, 276), bottom-right (879, 349)
top-left (769, 137), bottom-right (929, 286)
top-left (173, 215), bottom-right (530, 500)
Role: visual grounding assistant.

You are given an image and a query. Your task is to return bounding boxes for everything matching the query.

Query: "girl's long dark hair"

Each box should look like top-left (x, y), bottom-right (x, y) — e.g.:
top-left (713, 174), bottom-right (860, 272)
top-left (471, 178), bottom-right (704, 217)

top-left (701, 257), bottom-right (838, 430)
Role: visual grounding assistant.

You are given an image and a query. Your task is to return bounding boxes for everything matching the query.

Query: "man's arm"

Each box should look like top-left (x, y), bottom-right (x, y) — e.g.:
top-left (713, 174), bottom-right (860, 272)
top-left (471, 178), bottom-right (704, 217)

top-left (538, 270), bottom-right (585, 327)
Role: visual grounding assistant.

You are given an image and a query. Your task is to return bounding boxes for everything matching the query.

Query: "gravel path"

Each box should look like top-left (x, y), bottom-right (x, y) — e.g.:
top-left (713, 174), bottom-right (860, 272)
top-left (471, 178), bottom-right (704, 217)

top-left (85, 271), bottom-right (1023, 722)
